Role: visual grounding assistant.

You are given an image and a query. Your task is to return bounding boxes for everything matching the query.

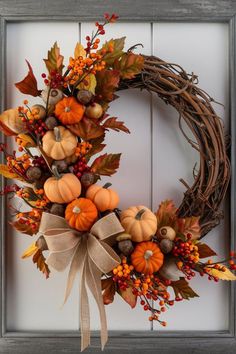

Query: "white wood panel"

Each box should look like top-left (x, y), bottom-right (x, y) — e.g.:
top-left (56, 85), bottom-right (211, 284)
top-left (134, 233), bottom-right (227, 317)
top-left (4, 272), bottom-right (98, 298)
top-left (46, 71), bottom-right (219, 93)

top-left (152, 22), bottom-right (229, 331)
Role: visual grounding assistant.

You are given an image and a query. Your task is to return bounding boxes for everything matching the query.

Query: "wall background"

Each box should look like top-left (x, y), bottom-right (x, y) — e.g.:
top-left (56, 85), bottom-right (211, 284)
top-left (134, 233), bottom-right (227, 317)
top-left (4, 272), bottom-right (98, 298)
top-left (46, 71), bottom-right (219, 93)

top-left (5, 21), bottom-right (229, 332)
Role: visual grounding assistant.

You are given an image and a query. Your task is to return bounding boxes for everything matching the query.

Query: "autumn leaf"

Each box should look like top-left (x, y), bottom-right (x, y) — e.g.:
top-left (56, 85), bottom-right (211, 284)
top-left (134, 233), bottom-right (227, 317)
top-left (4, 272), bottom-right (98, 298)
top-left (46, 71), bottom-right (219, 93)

top-left (177, 216), bottom-right (201, 240)
top-left (22, 242), bottom-right (39, 259)
top-left (171, 278), bottom-right (199, 300)
top-left (101, 277), bottom-right (116, 305)
top-left (197, 243), bottom-right (217, 258)
top-left (15, 60), bottom-right (41, 97)
top-left (10, 219), bottom-right (38, 236)
top-left (17, 133), bottom-right (36, 147)
top-left (205, 266), bottom-right (236, 280)
top-left (77, 73), bottom-right (97, 94)
top-left (44, 42), bottom-right (64, 74)
top-left (114, 52), bottom-right (144, 79)
top-left (118, 286), bottom-right (137, 308)
top-left (67, 116), bottom-right (105, 140)
top-left (33, 249), bottom-right (50, 279)
top-left (86, 135), bottom-right (106, 160)
top-left (103, 117), bottom-right (130, 133)
top-left (98, 37), bottom-right (125, 66)
top-left (0, 108), bottom-right (26, 136)
top-left (0, 164), bottom-right (25, 181)
top-left (74, 42), bottom-right (86, 59)
top-left (91, 153), bottom-right (121, 176)
top-left (156, 200), bottom-right (177, 229)
top-left (96, 69), bottom-right (120, 102)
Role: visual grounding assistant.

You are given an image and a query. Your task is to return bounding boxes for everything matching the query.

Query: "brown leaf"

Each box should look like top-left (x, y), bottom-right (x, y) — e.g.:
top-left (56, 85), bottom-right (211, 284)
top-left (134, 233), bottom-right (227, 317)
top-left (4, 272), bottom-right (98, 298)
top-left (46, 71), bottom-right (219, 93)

top-left (114, 53), bottom-right (144, 79)
top-left (86, 135), bottom-right (106, 160)
top-left (0, 108), bottom-right (26, 136)
top-left (101, 277), bottom-right (116, 305)
top-left (98, 37), bottom-right (125, 66)
top-left (118, 286), bottom-right (137, 308)
top-left (171, 278), bottom-right (199, 300)
top-left (15, 60), bottom-right (41, 97)
top-left (177, 216), bottom-right (201, 240)
top-left (197, 243), bottom-right (217, 258)
top-left (91, 153), bottom-right (121, 176)
top-left (156, 200), bottom-right (177, 230)
top-left (33, 249), bottom-right (50, 279)
top-left (103, 117), bottom-right (130, 133)
top-left (67, 116), bottom-right (105, 140)
top-left (96, 69), bottom-right (120, 102)
top-left (44, 42), bottom-right (64, 74)
top-left (10, 219), bottom-right (38, 236)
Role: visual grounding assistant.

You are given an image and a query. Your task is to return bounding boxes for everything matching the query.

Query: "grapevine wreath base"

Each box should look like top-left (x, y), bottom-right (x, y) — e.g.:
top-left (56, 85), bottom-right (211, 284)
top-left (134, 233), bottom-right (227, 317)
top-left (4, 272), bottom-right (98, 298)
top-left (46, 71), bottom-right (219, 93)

top-left (0, 14), bottom-right (235, 351)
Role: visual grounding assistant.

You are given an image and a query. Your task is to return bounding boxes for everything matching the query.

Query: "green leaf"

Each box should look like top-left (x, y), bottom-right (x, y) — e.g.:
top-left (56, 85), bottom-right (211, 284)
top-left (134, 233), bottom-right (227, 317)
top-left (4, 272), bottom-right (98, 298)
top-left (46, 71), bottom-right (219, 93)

top-left (98, 37), bottom-right (125, 66)
top-left (96, 69), bottom-right (120, 102)
top-left (114, 52), bottom-right (144, 79)
top-left (197, 243), bottom-right (217, 258)
top-left (171, 278), bottom-right (199, 300)
top-left (103, 117), bottom-right (130, 133)
top-left (44, 42), bottom-right (64, 74)
top-left (91, 153), bottom-right (121, 176)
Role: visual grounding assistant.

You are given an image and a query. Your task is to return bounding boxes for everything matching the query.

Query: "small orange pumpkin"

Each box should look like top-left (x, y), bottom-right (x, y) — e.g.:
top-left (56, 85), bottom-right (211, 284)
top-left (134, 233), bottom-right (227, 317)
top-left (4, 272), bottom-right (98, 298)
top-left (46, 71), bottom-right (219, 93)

top-left (131, 241), bottom-right (164, 275)
top-left (120, 206), bottom-right (157, 242)
top-left (44, 168), bottom-right (81, 204)
top-left (65, 198), bottom-right (98, 231)
top-left (55, 97), bottom-right (85, 125)
top-left (86, 183), bottom-right (119, 212)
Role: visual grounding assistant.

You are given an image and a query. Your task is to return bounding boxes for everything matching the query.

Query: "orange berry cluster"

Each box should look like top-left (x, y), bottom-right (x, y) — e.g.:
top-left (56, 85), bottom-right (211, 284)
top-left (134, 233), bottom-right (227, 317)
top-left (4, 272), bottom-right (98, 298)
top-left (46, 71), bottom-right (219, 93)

top-left (16, 209), bottom-right (42, 231)
top-left (112, 258), bottom-right (134, 290)
top-left (7, 153), bottom-right (31, 176)
top-left (172, 234), bottom-right (200, 263)
top-left (75, 142), bottom-right (92, 157)
top-left (16, 188), bottom-right (50, 209)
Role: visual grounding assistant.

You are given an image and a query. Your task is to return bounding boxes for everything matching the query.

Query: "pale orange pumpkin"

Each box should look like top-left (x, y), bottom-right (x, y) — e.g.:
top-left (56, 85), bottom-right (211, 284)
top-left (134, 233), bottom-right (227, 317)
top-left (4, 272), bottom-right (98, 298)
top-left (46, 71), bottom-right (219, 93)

top-left (86, 183), bottom-right (119, 212)
top-left (55, 97), bottom-right (85, 125)
top-left (42, 126), bottom-right (77, 160)
top-left (44, 168), bottom-right (81, 204)
top-left (131, 241), bottom-right (164, 275)
top-left (65, 198), bottom-right (98, 231)
top-left (120, 206), bottom-right (157, 242)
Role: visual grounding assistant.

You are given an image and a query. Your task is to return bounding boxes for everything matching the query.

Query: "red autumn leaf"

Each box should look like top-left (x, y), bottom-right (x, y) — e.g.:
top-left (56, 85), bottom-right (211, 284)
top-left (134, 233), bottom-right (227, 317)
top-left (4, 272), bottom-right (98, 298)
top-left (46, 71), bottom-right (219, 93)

top-left (177, 216), bottom-right (201, 240)
top-left (103, 117), bottom-right (130, 134)
top-left (15, 60), bottom-right (41, 97)
top-left (9, 219), bottom-right (39, 236)
top-left (44, 42), bottom-right (64, 74)
top-left (171, 278), bottom-right (199, 300)
top-left (86, 135), bottom-right (106, 160)
top-left (156, 200), bottom-right (177, 229)
top-left (118, 286), bottom-right (137, 308)
top-left (33, 249), bottom-right (50, 279)
top-left (114, 52), bottom-right (144, 79)
top-left (96, 69), bottom-right (120, 102)
top-left (101, 277), bottom-right (116, 305)
top-left (197, 243), bottom-right (217, 258)
top-left (91, 153), bottom-right (121, 176)
top-left (67, 116), bottom-right (105, 140)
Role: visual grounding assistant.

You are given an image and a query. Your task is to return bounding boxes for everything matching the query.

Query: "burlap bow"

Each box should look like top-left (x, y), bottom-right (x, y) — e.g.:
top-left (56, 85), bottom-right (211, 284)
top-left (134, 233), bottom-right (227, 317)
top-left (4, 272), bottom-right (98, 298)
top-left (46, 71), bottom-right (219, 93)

top-left (39, 212), bottom-right (124, 351)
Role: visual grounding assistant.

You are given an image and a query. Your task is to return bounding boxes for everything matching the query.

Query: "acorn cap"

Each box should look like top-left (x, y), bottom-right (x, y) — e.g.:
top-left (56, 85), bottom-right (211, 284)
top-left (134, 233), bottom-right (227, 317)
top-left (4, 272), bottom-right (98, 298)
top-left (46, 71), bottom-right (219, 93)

top-left (116, 233), bottom-right (132, 241)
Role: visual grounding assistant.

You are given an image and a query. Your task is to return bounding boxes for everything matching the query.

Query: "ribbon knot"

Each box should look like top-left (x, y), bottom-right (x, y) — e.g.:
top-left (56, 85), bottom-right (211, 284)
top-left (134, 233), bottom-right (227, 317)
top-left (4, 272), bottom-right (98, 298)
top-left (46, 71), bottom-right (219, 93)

top-left (39, 212), bottom-right (124, 351)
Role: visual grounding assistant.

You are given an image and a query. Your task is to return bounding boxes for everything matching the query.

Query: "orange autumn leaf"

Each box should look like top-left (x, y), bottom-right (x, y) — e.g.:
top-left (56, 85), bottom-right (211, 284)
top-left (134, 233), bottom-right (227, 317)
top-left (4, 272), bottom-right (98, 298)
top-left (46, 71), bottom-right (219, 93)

top-left (118, 286), bottom-right (137, 308)
top-left (114, 52), bottom-right (144, 79)
top-left (67, 116), bottom-right (105, 140)
top-left (156, 200), bottom-right (177, 229)
top-left (177, 216), bottom-right (201, 240)
top-left (15, 60), bottom-right (41, 97)
top-left (101, 277), bottom-right (116, 305)
top-left (44, 42), bottom-right (64, 74)
top-left (33, 249), bottom-right (50, 279)
top-left (98, 37), bottom-right (125, 65)
top-left (91, 153), bottom-right (121, 176)
top-left (0, 108), bottom-right (25, 136)
top-left (96, 69), bottom-right (120, 102)
top-left (103, 117), bottom-right (130, 134)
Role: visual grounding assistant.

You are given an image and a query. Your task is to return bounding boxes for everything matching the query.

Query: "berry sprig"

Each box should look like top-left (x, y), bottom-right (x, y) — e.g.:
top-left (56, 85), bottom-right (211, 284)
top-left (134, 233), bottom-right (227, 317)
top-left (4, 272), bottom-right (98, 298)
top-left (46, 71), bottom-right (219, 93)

top-left (72, 157), bottom-right (91, 179)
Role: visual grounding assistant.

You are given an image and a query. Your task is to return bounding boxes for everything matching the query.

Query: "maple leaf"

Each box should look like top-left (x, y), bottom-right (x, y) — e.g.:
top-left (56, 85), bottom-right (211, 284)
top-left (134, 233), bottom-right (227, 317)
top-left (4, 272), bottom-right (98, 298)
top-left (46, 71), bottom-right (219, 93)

top-left (44, 42), bottom-right (64, 74)
top-left (171, 278), bottom-right (199, 300)
top-left (96, 69), bottom-right (120, 102)
top-left (205, 266), bottom-right (236, 280)
top-left (103, 117), bottom-right (130, 133)
top-left (156, 200), bottom-right (177, 230)
top-left (67, 116), bottom-right (105, 140)
top-left (33, 249), bottom-right (50, 279)
top-left (0, 108), bottom-right (26, 136)
top-left (197, 243), bottom-right (217, 258)
top-left (101, 277), bottom-right (116, 305)
top-left (86, 135), bottom-right (106, 160)
top-left (91, 153), bottom-right (121, 176)
top-left (118, 286), bottom-right (137, 308)
top-left (15, 60), bottom-right (41, 97)
top-left (177, 216), bottom-right (201, 240)
top-left (114, 52), bottom-right (144, 79)
top-left (98, 37), bottom-right (125, 66)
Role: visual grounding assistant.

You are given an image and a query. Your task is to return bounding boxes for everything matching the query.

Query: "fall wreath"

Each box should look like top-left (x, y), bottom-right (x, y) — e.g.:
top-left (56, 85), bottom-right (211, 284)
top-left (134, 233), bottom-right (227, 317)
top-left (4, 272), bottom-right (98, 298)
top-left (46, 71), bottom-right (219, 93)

top-left (0, 14), bottom-right (235, 351)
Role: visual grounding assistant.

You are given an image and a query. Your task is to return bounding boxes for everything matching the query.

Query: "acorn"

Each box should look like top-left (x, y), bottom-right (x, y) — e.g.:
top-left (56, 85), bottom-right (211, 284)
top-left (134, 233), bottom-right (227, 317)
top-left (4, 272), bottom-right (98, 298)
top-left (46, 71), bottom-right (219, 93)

top-left (52, 160), bottom-right (68, 173)
top-left (160, 239), bottom-right (174, 254)
top-left (85, 103), bottom-right (103, 119)
top-left (41, 88), bottom-right (63, 105)
top-left (81, 172), bottom-right (95, 187)
top-left (118, 240), bottom-right (134, 256)
top-left (45, 116), bottom-right (58, 130)
top-left (159, 226), bottom-right (176, 241)
top-left (26, 166), bottom-right (42, 181)
top-left (50, 203), bottom-right (65, 217)
top-left (76, 89), bottom-right (93, 105)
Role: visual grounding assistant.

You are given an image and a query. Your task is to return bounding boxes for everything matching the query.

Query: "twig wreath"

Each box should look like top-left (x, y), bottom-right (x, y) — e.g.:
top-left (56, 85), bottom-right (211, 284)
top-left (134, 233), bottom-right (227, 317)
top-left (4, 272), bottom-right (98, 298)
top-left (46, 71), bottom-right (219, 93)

top-left (0, 14), bottom-right (235, 351)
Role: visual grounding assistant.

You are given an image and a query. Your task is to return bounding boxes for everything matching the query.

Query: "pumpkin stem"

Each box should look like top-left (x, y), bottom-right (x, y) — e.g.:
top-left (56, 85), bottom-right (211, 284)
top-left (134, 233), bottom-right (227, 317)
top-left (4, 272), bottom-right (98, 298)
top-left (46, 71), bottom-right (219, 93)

top-left (144, 250), bottom-right (153, 260)
top-left (73, 206), bottom-right (81, 214)
top-left (135, 209), bottom-right (146, 220)
top-left (103, 182), bottom-right (112, 189)
top-left (54, 127), bottom-right (61, 142)
top-left (52, 165), bottom-right (61, 179)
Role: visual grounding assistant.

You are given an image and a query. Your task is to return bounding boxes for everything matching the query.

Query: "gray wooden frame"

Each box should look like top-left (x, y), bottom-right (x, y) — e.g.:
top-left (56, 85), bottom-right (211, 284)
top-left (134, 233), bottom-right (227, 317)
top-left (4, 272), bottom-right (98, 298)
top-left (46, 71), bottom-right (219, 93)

top-left (0, 0), bottom-right (235, 353)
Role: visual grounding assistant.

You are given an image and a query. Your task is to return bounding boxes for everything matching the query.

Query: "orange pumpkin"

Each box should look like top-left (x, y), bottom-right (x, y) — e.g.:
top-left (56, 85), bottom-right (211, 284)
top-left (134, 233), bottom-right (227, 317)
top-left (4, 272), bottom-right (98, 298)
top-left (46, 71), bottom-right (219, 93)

top-left (86, 183), bottom-right (119, 212)
top-left (44, 168), bottom-right (81, 204)
top-left (120, 206), bottom-right (157, 242)
top-left (65, 198), bottom-right (98, 231)
top-left (131, 241), bottom-right (164, 275)
top-left (55, 97), bottom-right (85, 125)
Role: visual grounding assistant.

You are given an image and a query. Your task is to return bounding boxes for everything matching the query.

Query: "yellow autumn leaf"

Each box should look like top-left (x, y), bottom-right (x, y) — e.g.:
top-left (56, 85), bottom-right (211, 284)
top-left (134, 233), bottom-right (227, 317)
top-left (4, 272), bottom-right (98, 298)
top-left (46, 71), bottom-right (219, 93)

top-left (77, 73), bottom-right (97, 94)
top-left (74, 42), bottom-right (86, 59)
top-left (17, 133), bottom-right (36, 147)
top-left (206, 265), bottom-right (236, 280)
top-left (0, 164), bottom-right (24, 180)
top-left (21, 242), bottom-right (38, 259)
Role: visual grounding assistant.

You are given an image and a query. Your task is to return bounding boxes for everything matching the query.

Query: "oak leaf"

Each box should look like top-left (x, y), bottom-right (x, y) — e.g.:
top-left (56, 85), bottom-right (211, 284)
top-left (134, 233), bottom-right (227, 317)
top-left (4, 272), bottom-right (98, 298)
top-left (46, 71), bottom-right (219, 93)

top-left (118, 286), bottom-right (137, 308)
top-left (15, 60), bottom-right (41, 97)
top-left (91, 153), bottom-right (121, 176)
top-left (101, 277), bottom-right (116, 305)
top-left (67, 116), bottom-right (105, 140)
top-left (44, 42), bottom-right (64, 74)
top-left (206, 266), bottom-right (236, 280)
top-left (96, 69), bottom-right (120, 102)
top-left (98, 37), bottom-right (125, 65)
top-left (197, 243), bottom-right (217, 258)
top-left (103, 117), bottom-right (130, 133)
top-left (171, 278), bottom-right (199, 300)
top-left (114, 52), bottom-right (144, 79)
